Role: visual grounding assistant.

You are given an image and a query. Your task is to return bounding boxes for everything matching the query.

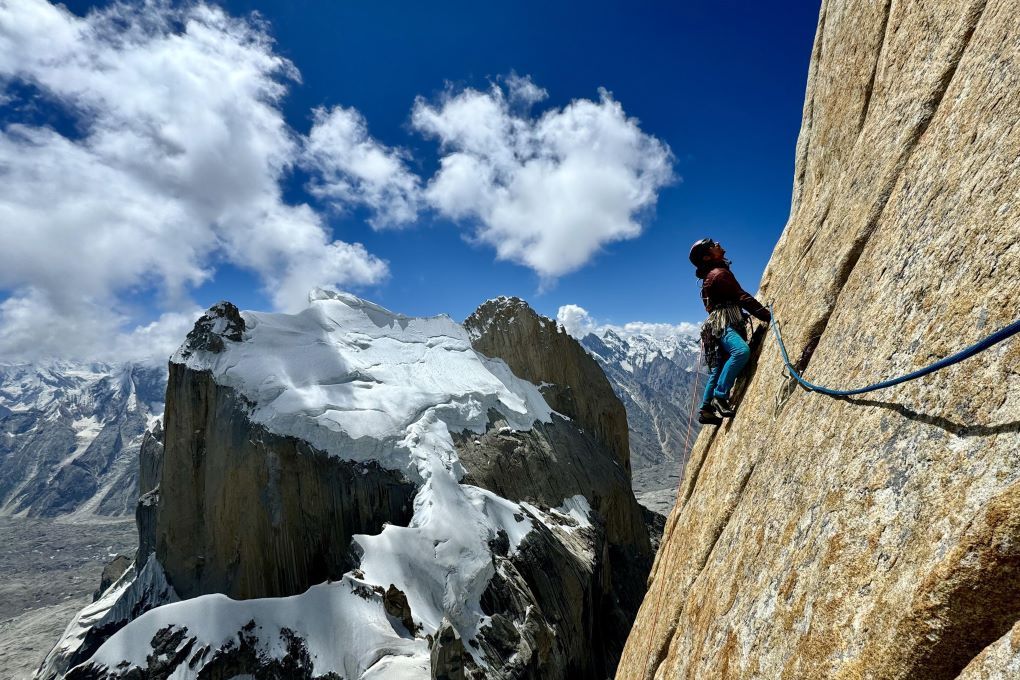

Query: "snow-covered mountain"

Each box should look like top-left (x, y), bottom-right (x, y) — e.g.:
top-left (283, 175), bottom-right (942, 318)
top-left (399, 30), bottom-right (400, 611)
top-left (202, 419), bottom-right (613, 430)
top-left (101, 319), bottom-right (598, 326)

top-left (42, 293), bottom-right (653, 679)
top-left (0, 362), bottom-right (166, 517)
top-left (580, 329), bottom-right (702, 512)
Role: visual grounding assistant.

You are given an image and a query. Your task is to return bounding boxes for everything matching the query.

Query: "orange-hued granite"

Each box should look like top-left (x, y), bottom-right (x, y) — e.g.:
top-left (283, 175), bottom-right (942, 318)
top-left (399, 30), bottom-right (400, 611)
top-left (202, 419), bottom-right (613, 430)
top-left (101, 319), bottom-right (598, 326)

top-left (616, 0), bottom-right (1020, 678)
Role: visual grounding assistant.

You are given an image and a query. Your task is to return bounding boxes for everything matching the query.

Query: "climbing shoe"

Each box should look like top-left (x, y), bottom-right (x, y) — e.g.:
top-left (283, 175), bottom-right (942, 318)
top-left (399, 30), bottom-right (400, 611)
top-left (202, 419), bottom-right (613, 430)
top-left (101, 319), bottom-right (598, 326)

top-left (697, 406), bottom-right (723, 425)
top-left (711, 395), bottom-right (736, 418)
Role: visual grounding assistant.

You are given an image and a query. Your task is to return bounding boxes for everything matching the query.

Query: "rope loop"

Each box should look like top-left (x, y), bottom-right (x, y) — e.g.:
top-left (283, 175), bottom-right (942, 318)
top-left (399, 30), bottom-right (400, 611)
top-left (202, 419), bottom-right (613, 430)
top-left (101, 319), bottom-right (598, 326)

top-left (769, 306), bottom-right (1020, 397)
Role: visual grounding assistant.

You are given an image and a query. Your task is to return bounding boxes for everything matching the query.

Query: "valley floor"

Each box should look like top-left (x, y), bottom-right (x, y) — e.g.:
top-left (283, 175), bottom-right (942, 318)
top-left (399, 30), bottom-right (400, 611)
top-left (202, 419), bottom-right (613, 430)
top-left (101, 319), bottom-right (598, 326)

top-left (0, 516), bottom-right (136, 680)
top-left (632, 461), bottom-right (683, 515)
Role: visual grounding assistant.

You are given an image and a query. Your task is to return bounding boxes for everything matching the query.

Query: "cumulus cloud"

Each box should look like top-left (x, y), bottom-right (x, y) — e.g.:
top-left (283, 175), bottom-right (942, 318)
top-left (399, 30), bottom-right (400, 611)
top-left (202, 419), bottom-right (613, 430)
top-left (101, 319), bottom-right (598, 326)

top-left (503, 72), bottom-right (548, 107)
top-left (556, 304), bottom-right (699, 341)
top-left (556, 304), bottom-right (599, 338)
top-left (0, 0), bottom-right (390, 360)
top-left (0, 287), bottom-right (202, 362)
top-left (412, 76), bottom-right (675, 282)
top-left (304, 105), bottom-right (422, 228)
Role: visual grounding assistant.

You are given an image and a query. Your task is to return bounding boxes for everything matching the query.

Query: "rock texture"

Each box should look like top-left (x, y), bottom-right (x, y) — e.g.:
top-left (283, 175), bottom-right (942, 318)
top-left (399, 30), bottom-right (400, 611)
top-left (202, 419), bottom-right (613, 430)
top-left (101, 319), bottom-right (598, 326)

top-left (156, 362), bottom-right (417, 600)
top-left (464, 298), bottom-right (654, 672)
top-left (466, 297), bottom-right (630, 470)
top-left (134, 421), bottom-right (163, 570)
top-left (617, 1), bottom-right (1020, 678)
top-left (958, 620), bottom-right (1020, 679)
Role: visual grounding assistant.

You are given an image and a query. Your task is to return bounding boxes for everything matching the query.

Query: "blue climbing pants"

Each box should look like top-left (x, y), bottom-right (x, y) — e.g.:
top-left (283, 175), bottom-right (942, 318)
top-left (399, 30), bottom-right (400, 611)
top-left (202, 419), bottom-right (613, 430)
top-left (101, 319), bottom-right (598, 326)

top-left (701, 326), bottom-right (751, 407)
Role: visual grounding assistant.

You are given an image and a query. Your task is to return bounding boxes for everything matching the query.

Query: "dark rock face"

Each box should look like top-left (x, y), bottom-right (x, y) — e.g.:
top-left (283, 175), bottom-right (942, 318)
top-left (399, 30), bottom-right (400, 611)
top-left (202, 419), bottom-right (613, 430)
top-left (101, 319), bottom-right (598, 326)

top-left (431, 620), bottom-right (475, 680)
top-left (641, 506), bottom-right (667, 554)
top-left (177, 302), bottom-right (245, 359)
top-left (45, 296), bottom-right (657, 679)
top-left (465, 297), bottom-right (631, 470)
top-left (456, 420), bottom-right (651, 676)
top-left (156, 363), bottom-right (417, 600)
top-left (476, 517), bottom-right (597, 678)
top-left (138, 420), bottom-right (164, 496)
top-left (135, 422), bottom-right (164, 570)
top-left (65, 621), bottom-right (345, 680)
top-left (383, 584), bottom-right (419, 636)
top-left (93, 555), bottom-right (132, 602)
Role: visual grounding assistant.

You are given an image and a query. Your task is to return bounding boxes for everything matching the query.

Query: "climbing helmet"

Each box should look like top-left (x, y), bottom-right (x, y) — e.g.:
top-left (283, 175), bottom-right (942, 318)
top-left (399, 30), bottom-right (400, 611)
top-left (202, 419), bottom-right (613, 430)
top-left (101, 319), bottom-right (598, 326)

top-left (688, 238), bottom-right (719, 266)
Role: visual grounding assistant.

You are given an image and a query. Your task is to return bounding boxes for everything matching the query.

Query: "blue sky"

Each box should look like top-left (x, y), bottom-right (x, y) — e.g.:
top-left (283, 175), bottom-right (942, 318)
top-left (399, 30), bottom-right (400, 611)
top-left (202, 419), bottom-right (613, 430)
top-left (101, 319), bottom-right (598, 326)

top-left (0, 0), bottom-right (821, 360)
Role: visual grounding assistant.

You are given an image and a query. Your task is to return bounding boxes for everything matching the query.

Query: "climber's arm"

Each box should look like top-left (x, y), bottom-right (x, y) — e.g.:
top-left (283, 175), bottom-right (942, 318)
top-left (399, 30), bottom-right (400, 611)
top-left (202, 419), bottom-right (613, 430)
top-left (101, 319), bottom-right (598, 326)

top-left (709, 269), bottom-right (772, 322)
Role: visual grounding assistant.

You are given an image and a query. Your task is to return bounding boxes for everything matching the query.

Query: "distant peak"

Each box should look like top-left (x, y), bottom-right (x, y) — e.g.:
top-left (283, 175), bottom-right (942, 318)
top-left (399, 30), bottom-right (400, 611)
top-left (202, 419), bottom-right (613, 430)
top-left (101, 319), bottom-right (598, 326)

top-left (602, 328), bottom-right (625, 342)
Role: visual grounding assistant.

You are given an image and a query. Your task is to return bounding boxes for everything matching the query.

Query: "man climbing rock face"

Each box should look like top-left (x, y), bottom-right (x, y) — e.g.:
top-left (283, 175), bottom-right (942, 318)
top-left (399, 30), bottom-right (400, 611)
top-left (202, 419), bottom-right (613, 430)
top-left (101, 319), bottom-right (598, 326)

top-left (689, 238), bottom-right (772, 424)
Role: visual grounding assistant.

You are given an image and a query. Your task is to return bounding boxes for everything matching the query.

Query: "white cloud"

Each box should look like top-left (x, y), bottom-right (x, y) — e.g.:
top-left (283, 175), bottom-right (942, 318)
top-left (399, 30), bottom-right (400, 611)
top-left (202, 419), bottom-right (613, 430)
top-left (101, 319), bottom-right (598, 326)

top-left (504, 72), bottom-right (548, 107)
top-left (109, 309), bottom-right (206, 364)
top-left (412, 77), bottom-right (675, 282)
top-left (556, 304), bottom-right (598, 338)
top-left (556, 304), bottom-right (699, 341)
top-left (304, 105), bottom-right (422, 228)
top-left (0, 287), bottom-right (202, 362)
top-left (0, 0), bottom-right (390, 360)
top-left (617, 320), bottom-right (701, 339)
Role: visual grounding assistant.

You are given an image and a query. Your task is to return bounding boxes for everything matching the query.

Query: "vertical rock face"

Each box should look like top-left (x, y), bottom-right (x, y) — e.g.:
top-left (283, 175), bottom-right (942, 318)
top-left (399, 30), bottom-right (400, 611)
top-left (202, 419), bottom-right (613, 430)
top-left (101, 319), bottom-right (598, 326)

top-left (618, 1), bottom-right (1020, 679)
top-left (156, 362), bottom-right (417, 600)
top-left (464, 298), bottom-right (655, 672)
top-left (135, 421), bottom-right (163, 570)
top-left (465, 297), bottom-right (631, 470)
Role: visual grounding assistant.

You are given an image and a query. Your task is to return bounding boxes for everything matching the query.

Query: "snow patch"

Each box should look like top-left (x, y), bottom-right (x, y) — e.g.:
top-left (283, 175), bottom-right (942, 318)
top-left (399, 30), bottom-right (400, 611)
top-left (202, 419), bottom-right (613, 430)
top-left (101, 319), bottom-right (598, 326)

top-left (85, 578), bottom-right (426, 679)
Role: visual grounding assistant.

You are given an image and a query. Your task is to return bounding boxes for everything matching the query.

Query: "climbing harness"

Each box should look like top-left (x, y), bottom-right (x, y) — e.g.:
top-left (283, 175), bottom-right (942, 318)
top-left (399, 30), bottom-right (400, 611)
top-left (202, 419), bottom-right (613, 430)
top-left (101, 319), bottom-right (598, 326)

top-left (769, 305), bottom-right (1020, 397)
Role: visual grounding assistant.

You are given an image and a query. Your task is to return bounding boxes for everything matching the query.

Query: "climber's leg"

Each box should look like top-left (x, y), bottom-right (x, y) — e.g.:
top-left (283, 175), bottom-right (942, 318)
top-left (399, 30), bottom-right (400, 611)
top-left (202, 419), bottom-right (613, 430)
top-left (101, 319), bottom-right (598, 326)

top-left (698, 365), bottom-right (724, 425)
top-left (701, 364), bottom-right (721, 409)
top-left (714, 327), bottom-right (750, 399)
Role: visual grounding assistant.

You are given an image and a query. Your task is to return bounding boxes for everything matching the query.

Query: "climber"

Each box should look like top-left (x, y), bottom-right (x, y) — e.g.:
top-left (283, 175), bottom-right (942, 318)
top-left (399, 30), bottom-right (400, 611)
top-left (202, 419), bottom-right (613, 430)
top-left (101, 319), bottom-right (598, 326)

top-left (689, 238), bottom-right (771, 424)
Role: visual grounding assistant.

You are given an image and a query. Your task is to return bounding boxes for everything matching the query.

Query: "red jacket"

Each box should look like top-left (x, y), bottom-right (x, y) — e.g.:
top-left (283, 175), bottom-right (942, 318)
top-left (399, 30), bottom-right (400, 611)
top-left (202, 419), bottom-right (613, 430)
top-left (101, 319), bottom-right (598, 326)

top-left (699, 263), bottom-right (771, 322)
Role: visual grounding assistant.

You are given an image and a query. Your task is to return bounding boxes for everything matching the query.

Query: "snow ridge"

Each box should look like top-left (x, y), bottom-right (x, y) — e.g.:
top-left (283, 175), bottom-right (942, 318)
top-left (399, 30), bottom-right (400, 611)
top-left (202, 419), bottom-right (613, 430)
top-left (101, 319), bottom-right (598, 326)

top-left (589, 328), bottom-right (700, 374)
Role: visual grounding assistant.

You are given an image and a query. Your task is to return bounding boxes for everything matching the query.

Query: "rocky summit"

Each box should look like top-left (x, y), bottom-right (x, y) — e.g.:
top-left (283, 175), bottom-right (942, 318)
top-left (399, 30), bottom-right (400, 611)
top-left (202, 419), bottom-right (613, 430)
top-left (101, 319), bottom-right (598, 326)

top-left (41, 291), bottom-right (652, 679)
top-left (618, 1), bottom-right (1020, 679)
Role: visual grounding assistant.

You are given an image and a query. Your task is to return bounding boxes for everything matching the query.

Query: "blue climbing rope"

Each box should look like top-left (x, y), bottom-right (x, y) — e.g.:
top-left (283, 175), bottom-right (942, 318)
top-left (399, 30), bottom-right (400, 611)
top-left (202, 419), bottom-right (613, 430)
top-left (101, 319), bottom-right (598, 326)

top-left (768, 305), bottom-right (1020, 397)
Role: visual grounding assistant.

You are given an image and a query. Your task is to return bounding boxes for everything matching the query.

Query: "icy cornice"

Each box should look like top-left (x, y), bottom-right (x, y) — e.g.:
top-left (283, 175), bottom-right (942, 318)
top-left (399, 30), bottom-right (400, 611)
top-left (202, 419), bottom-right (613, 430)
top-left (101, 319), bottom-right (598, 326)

top-left (171, 290), bottom-right (553, 483)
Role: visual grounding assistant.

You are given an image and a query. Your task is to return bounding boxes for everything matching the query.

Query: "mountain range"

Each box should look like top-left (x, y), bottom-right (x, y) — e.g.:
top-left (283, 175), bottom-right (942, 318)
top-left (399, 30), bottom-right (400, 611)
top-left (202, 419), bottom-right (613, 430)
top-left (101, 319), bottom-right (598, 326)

top-left (0, 362), bottom-right (165, 517)
top-left (0, 325), bottom-right (703, 521)
top-left (580, 328), bottom-right (703, 512)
